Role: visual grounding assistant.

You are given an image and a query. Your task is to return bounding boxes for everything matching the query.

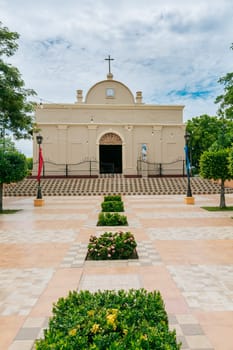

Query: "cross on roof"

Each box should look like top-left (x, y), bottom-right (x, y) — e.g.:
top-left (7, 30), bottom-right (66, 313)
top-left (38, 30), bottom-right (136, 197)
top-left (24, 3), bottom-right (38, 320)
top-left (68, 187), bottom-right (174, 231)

top-left (105, 55), bottom-right (114, 74)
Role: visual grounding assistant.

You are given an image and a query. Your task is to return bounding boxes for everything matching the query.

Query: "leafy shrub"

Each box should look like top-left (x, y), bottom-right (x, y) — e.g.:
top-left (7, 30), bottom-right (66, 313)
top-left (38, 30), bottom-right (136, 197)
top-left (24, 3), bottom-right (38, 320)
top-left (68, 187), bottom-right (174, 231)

top-left (97, 212), bottom-right (128, 226)
top-left (101, 201), bottom-right (124, 212)
top-left (87, 231), bottom-right (137, 260)
top-left (35, 289), bottom-right (181, 350)
top-left (104, 195), bottom-right (122, 202)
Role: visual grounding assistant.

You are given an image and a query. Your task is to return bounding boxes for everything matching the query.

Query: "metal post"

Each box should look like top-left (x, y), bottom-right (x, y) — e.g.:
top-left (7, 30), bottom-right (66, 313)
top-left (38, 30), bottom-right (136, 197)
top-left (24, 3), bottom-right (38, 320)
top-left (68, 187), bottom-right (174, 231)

top-left (36, 135), bottom-right (43, 199)
top-left (184, 131), bottom-right (192, 197)
top-left (37, 178), bottom-right (42, 199)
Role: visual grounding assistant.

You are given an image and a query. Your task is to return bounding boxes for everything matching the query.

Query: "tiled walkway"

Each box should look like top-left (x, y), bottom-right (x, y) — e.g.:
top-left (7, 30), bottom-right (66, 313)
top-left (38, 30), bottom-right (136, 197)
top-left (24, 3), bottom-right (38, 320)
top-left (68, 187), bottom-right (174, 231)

top-left (0, 194), bottom-right (233, 349)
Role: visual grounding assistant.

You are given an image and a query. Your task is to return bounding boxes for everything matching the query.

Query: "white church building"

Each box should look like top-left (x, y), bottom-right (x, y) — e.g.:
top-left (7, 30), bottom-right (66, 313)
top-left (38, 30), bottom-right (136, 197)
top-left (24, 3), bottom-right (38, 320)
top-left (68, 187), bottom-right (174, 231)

top-left (33, 59), bottom-right (185, 177)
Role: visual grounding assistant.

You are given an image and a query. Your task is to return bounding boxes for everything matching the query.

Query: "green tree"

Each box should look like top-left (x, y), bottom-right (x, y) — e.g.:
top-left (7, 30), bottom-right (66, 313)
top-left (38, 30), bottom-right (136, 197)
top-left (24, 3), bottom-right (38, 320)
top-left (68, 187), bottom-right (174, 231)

top-left (0, 22), bottom-right (36, 210)
top-left (200, 149), bottom-right (231, 208)
top-left (215, 44), bottom-right (233, 120)
top-left (0, 150), bottom-right (28, 211)
top-left (186, 115), bottom-right (225, 172)
top-left (0, 136), bottom-right (16, 151)
top-left (0, 21), bottom-right (36, 140)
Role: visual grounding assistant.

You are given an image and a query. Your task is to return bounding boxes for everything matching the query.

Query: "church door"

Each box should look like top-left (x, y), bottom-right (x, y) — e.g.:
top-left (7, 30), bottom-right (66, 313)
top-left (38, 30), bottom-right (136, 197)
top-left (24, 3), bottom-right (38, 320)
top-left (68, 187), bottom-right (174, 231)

top-left (99, 133), bottom-right (122, 174)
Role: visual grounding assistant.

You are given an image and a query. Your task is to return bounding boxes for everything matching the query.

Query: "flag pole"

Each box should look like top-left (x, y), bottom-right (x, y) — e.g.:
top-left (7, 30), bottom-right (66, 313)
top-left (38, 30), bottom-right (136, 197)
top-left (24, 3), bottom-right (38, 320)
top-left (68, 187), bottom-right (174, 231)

top-left (184, 130), bottom-right (195, 204)
top-left (37, 145), bottom-right (43, 199)
top-left (34, 135), bottom-right (44, 206)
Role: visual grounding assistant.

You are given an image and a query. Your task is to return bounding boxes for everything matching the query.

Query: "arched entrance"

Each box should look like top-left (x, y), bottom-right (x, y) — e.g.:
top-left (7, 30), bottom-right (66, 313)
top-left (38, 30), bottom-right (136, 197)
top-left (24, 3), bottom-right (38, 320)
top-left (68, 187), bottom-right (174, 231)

top-left (99, 133), bottom-right (122, 174)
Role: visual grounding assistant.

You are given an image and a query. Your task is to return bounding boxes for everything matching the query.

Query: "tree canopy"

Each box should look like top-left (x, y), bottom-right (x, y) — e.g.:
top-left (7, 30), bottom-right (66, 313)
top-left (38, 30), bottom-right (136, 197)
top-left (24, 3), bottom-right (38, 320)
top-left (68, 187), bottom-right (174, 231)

top-left (0, 22), bottom-right (36, 211)
top-left (186, 114), bottom-right (229, 171)
top-left (0, 135), bottom-right (16, 152)
top-left (187, 44), bottom-right (233, 173)
top-left (0, 22), bottom-right (36, 140)
top-left (0, 22), bottom-right (19, 57)
top-left (215, 43), bottom-right (233, 120)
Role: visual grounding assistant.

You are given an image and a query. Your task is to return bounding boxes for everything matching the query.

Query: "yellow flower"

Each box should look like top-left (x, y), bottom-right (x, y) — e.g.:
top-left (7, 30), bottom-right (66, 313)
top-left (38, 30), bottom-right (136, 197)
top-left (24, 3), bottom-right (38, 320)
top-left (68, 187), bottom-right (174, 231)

top-left (91, 323), bottom-right (100, 334)
top-left (140, 334), bottom-right (148, 341)
top-left (87, 310), bottom-right (95, 317)
top-left (109, 308), bottom-right (118, 315)
top-left (106, 308), bottom-right (118, 314)
top-left (68, 328), bottom-right (77, 336)
top-left (106, 312), bottom-right (117, 330)
top-left (106, 314), bottom-right (117, 323)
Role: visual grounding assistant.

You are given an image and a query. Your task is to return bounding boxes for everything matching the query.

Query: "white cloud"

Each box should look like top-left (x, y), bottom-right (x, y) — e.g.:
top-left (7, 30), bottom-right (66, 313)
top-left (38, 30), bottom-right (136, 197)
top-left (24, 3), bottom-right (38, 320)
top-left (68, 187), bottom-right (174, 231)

top-left (1, 0), bottom-right (232, 156)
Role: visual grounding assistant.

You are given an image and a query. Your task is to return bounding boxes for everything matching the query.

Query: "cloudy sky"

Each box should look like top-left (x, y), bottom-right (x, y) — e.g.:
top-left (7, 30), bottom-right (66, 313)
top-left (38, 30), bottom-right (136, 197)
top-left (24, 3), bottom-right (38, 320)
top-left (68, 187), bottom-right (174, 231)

top-left (1, 0), bottom-right (233, 156)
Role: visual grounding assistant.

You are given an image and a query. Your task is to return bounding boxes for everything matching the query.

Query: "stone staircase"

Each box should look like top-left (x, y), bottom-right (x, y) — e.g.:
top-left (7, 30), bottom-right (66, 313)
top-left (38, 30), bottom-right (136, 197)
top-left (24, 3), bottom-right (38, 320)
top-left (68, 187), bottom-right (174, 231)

top-left (4, 176), bottom-right (233, 196)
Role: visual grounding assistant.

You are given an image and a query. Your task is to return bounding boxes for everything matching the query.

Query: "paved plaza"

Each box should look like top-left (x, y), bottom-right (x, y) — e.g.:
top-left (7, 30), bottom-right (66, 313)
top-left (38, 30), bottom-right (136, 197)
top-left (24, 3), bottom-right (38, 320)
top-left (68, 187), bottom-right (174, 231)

top-left (0, 194), bottom-right (233, 349)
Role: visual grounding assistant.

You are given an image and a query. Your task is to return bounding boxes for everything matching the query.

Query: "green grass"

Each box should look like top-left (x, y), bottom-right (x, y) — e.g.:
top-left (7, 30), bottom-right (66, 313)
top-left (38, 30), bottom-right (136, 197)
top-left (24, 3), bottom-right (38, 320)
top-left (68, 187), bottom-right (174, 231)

top-left (0, 209), bottom-right (21, 214)
top-left (201, 206), bottom-right (233, 211)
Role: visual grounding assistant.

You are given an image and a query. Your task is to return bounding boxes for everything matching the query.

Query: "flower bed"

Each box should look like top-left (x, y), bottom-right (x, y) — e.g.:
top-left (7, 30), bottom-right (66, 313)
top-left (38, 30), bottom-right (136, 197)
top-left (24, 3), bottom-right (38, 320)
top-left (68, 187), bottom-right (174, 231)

top-left (97, 212), bottom-right (128, 226)
top-left (87, 231), bottom-right (137, 260)
top-left (35, 289), bottom-right (181, 350)
top-left (101, 200), bottom-right (124, 212)
top-left (104, 195), bottom-right (122, 202)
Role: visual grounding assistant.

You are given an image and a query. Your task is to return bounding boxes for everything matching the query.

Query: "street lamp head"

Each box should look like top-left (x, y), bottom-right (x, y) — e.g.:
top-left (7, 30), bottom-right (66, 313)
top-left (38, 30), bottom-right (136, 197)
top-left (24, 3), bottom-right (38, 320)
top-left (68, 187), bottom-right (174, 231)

top-left (36, 135), bottom-right (43, 145)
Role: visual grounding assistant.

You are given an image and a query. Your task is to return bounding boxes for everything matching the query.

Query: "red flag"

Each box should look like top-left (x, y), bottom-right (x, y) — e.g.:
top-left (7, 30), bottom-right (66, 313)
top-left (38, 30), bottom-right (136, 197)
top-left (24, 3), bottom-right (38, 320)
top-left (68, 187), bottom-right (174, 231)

top-left (37, 147), bottom-right (44, 181)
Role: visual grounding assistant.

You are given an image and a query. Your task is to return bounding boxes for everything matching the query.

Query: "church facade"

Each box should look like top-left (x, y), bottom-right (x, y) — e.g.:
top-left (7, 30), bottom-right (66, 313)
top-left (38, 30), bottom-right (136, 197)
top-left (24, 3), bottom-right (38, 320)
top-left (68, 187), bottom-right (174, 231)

top-left (33, 69), bottom-right (185, 177)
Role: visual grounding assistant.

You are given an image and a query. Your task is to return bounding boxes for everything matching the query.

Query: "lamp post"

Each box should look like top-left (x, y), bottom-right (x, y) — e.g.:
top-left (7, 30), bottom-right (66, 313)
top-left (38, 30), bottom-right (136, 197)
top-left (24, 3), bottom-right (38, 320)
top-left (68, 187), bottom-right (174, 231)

top-left (184, 131), bottom-right (192, 198)
top-left (36, 135), bottom-right (43, 199)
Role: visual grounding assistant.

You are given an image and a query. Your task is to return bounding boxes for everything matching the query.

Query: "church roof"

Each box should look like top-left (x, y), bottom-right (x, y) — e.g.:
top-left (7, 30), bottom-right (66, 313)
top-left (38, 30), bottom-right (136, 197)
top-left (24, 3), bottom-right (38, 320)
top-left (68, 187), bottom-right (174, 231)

top-left (85, 73), bottom-right (135, 105)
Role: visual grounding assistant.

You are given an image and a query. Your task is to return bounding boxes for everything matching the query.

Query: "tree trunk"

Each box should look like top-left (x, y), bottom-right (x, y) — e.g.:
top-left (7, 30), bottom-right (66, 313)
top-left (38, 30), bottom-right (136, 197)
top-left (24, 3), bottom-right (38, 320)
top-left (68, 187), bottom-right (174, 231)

top-left (0, 183), bottom-right (3, 211)
top-left (220, 179), bottom-right (226, 208)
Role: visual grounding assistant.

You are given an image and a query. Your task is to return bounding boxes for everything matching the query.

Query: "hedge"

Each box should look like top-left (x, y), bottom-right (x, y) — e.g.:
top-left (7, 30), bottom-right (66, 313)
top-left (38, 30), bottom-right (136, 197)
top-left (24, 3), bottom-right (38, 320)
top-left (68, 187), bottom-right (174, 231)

top-left (35, 289), bottom-right (181, 350)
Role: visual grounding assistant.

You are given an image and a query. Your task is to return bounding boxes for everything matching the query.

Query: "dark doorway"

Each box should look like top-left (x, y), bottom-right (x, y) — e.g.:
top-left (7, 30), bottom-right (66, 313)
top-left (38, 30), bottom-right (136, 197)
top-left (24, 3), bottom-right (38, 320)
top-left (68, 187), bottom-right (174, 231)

top-left (99, 145), bottom-right (122, 174)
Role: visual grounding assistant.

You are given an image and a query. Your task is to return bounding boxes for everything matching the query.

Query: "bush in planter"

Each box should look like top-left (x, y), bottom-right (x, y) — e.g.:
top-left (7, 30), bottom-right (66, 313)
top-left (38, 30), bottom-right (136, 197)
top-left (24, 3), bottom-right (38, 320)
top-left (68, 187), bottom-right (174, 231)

top-left (97, 212), bottom-right (128, 226)
top-left (101, 201), bottom-right (124, 212)
top-left (104, 195), bottom-right (122, 202)
top-left (87, 231), bottom-right (137, 260)
top-left (35, 289), bottom-right (181, 350)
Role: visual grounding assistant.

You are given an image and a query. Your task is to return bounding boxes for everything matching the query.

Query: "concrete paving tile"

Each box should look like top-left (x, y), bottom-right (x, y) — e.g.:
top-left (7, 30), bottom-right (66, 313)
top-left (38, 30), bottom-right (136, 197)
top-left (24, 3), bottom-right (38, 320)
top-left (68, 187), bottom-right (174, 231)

top-left (0, 229), bottom-right (77, 243)
top-left (147, 226), bottom-right (233, 240)
top-left (140, 217), bottom-right (233, 228)
top-left (78, 273), bottom-right (141, 291)
top-left (0, 316), bottom-right (25, 350)
top-left (181, 324), bottom-right (204, 335)
top-left (9, 340), bottom-right (34, 350)
top-left (195, 311), bottom-right (233, 350)
top-left (15, 327), bottom-right (40, 340)
top-left (176, 314), bottom-right (200, 324)
top-left (164, 298), bottom-right (190, 314)
top-left (155, 240), bottom-right (233, 265)
top-left (23, 317), bottom-right (47, 328)
top-left (0, 269), bottom-right (54, 316)
top-left (0, 244), bottom-right (70, 268)
top-left (169, 265), bottom-right (233, 311)
top-left (186, 335), bottom-right (213, 348)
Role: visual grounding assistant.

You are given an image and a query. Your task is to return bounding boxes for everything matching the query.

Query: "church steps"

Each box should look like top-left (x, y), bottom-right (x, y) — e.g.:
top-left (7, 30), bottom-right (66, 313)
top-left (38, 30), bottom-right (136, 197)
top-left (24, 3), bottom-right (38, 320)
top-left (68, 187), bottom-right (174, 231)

top-left (4, 177), bottom-right (233, 197)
